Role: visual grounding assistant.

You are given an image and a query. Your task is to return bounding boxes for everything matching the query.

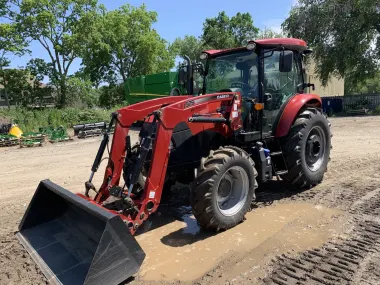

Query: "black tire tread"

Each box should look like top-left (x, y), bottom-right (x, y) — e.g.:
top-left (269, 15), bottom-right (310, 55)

top-left (190, 146), bottom-right (258, 231)
top-left (280, 107), bottom-right (332, 188)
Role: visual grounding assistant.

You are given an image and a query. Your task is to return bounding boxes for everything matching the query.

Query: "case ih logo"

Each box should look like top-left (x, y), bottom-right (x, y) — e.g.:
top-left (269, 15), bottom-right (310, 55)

top-left (216, 94), bottom-right (230, 99)
top-left (184, 94), bottom-right (232, 109)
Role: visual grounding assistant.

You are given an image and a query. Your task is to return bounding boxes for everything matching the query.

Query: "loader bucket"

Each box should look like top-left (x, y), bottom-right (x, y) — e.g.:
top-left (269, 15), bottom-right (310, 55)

top-left (16, 180), bottom-right (145, 285)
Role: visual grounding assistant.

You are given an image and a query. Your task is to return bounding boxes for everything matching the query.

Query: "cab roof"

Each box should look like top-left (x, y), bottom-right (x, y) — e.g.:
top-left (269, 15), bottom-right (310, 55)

top-left (203, 38), bottom-right (308, 57)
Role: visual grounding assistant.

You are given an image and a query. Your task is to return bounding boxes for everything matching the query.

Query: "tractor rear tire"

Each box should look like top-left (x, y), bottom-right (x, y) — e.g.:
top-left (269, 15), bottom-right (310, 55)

top-left (190, 146), bottom-right (258, 231)
top-left (280, 107), bottom-right (332, 188)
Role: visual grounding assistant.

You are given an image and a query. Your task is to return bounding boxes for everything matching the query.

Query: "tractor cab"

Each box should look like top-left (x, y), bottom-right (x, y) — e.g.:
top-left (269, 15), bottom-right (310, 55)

top-left (201, 38), bottom-right (314, 135)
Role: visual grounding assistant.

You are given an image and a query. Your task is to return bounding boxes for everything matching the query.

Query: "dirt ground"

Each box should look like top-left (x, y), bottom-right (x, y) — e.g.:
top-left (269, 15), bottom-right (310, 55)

top-left (1, 116), bottom-right (380, 285)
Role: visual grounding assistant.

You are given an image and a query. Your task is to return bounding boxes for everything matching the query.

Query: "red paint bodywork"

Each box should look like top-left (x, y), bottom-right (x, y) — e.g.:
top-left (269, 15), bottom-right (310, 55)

top-left (86, 92), bottom-right (242, 234)
top-left (274, 94), bottom-right (322, 138)
top-left (76, 91), bottom-right (320, 234)
top-left (76, 38), bottom-right (319, 235)
top-left (204, 38), bottom-right (308, 57)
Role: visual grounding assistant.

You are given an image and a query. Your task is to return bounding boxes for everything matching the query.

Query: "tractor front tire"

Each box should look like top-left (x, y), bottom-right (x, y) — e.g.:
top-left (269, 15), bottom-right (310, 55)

top-left (280, 107), bottom-right (332, 188)
top-left (190, 146), bottom-right (258, 231)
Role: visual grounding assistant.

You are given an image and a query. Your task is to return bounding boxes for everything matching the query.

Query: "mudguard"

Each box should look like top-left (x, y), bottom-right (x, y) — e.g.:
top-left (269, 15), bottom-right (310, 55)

top-left (274, 94), bottom-right (321, 138)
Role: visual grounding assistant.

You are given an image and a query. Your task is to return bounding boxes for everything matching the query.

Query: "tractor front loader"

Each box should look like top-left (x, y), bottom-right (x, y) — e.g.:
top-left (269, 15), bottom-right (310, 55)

top-left (16, 38), bottom-right (332, 285)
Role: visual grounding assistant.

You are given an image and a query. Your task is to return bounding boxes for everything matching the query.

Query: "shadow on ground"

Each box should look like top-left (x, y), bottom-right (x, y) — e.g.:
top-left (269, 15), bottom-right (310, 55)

top-left (118, 276), bottom-right (135, 285)
top-left (252, 179), bottom-right (315, 208)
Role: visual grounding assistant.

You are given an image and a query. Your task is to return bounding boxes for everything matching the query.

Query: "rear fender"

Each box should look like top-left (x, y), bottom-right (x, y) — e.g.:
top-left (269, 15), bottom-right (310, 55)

top-left (274, 94), bottom-right (322, 138)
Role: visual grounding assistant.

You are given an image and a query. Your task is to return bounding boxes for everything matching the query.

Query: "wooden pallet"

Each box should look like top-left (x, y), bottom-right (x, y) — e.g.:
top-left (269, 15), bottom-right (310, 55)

top-left (0, 138), bottom-right (19, 147)
top-left (20, 135), bottom-right (46, 148)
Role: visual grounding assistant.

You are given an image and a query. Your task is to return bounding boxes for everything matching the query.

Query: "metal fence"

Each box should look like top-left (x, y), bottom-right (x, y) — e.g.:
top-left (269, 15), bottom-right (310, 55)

top-left (321, 93), bottom-right (380, 115)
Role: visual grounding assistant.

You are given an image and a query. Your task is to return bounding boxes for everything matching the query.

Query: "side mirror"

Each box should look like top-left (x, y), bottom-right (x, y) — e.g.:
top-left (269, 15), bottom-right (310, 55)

top-left (279, 50), bottom-right (293, 72)
top-left (236, 62), bottom-right (246, 70)
top-left (178, 68), bottom-right (186, 85)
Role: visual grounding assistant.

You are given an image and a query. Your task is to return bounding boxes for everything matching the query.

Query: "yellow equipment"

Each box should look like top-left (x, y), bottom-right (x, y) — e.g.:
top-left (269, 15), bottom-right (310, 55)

top-left (8, 124), bottom-right (23, 138)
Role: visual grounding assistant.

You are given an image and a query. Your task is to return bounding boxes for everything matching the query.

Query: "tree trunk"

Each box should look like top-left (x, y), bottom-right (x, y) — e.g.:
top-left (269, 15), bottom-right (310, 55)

top-left (121, 71), bottom-right (126, 82)
top-left (0, 67), bottom-right (10, 110)
top-left (4, 88), bottom-right (10, 110)
top-left (59, 79), bottom-right (66, 108)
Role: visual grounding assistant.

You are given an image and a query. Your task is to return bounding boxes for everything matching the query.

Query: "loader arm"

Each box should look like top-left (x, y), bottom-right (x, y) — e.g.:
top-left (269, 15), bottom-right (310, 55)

top-left (94, 95), bottom-right (191, 202)
top-left (95, 92), bottom-right (242, 234)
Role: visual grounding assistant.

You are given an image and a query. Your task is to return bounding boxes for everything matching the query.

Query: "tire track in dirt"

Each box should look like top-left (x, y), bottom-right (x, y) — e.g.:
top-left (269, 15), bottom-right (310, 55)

top-left (262, 221), bottom-right (380, 285)
top-left (259, 185), bottom-right (380, 285)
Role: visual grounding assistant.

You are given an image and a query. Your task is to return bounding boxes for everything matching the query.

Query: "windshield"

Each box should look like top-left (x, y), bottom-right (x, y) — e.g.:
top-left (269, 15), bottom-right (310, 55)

top-left (205, 50), bottom-right (259, 95)
top-left (205, 49), bottom-right (303, 105)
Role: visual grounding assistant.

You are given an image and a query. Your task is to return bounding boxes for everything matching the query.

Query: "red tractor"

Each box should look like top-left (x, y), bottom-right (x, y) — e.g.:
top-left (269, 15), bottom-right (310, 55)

top-left (17, 38), bottom-right (331, 285)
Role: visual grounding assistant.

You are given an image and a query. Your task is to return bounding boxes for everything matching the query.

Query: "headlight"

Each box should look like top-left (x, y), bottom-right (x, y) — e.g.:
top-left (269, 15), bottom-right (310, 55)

top-left (247, 41), bottom-right (256, 50)
top-left (200, 52), bottom-right (208, 60)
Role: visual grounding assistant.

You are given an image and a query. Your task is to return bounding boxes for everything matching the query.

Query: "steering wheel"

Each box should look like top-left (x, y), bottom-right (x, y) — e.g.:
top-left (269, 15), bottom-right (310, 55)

top-left (265, 77), bottom-right (295, 109)
top-left (230, 81), bottom-right (250, 89)
top-left (267, 76), bottom-right (294, 93)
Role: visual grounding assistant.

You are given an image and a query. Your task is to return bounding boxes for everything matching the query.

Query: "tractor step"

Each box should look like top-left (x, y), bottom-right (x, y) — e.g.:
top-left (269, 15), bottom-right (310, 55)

top-left (263, 138), bottom-right (289, 177)
top-left (239, 131), bottom-right (261, 142)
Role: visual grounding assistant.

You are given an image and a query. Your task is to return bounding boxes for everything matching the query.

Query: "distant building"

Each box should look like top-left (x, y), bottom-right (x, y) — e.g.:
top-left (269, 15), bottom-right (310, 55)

top-left (304, 60), bottom-right (345, 97)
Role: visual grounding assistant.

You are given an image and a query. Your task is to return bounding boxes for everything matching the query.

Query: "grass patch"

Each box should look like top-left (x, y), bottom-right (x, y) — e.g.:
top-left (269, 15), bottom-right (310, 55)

top-left (0, 107), bottom-right (114, 132)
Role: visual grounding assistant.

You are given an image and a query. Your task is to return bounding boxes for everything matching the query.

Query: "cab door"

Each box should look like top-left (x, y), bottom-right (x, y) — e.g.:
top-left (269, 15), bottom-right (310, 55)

top-left (261, 50), bottom-right (304, 135)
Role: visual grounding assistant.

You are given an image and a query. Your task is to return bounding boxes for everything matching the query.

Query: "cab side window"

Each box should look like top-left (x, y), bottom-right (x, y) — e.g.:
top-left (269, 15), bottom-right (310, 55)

top-left (264, 50), bottom-right (303, 107)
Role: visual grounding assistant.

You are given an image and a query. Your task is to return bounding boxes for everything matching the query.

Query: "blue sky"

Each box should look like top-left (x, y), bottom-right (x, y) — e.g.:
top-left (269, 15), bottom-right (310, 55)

top-left (7, 0), bottom-right (297, 77)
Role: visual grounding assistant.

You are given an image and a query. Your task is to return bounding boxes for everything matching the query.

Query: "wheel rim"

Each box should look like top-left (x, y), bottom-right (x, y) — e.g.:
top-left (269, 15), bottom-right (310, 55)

top-left (216, 166), bottom-right (249, 216)
top-left (305, 125), bottom-right (326, 171)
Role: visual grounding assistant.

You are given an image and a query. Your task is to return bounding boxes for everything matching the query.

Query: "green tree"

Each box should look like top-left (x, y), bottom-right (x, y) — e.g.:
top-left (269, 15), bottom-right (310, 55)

top-left (282, 0), bottom-right (380, 86)
top-left (65, 76), bottom-right (99, 107)
top-left (345, 72), bottom-right (380, 95)
top-left (0, 68), bottom-right (32, 106)
top-left (26, 58), bottom-right (54, 106)
top-left (5, 0), bottom-right (99, 107)
top-left (81, 4), bottom-right (175, 86)
top-left (0, 23), bottom-right (29, 109)
top-left (257, 27), bottom-right (285, 39)
top-left (171, 35), bottom-right (205, 62)
top-left (98, 84), bottom-right (125, 108)
top-left (26, 58), bottom-right (53, 83)
top-left (201, 11), bottom-right (259, 49)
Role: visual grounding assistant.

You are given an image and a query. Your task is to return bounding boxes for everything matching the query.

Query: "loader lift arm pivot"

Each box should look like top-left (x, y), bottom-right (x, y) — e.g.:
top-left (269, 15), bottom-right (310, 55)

top-left (90, 92), bottom-right (241, 234)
